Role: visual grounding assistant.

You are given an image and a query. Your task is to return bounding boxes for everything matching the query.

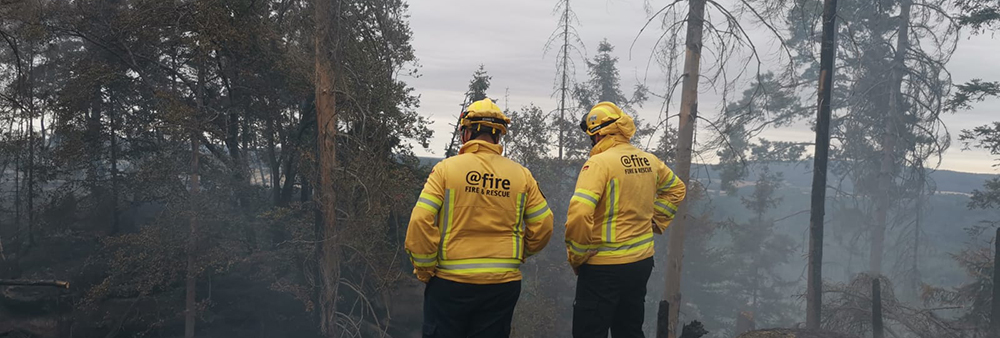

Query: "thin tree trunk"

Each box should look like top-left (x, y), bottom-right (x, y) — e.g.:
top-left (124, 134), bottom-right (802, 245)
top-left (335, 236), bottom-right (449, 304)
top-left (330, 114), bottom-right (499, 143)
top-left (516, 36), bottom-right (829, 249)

top-left (911, 180), bottom-right (922, 298)
top-left (660, 1), bottom-right (706, 337)
top-left (25, 53), bottom-right (35, 249)
top-left (185, 136), bottom-right (199, 338)
top-left (558, 0), bottom-right (569, 160)
top-left (13, 120), bottom-right (21, 237)
top-left (806, 0), bottom-right (839, 329)
top-left (266, 115), bottom-right (281, 204)
top-left (26, 99), bottom-right (33, 249)
top-left (110, 88), bottom-right (119, 234)
top-left (872, 0), bottom-right (911, 275)
top-left (315, 0), bottom-right (341, 336)
top-left (184, 57), bottom-right (207, 338)
top-left (991, 227), bottom-right (1000, 336)
top-left (872, 277), bottom-right (884, 338)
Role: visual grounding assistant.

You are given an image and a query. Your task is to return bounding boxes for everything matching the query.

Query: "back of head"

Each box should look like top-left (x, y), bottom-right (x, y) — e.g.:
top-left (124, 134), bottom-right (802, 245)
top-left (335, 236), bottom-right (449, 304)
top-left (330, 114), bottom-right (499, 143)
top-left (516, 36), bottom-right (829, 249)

top-left (579, 101), bottom-right (636, 140)
top-left (461, 98), bottom-right (510, 143)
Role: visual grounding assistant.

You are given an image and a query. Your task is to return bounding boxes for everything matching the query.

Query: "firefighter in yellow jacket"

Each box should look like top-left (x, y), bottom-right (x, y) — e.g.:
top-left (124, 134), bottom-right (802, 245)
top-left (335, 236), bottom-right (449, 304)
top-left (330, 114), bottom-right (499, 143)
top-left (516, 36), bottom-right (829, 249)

top-left (405, 98), bottom-right (554, 338)
top-left (566, 102), bottom-right (686, 338)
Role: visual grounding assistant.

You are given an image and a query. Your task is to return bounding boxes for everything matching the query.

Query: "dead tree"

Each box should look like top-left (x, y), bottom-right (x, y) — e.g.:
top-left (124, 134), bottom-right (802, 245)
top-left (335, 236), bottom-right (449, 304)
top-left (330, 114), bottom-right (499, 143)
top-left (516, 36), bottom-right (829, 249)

top-left (314, 0), bottom-right (342, 336)
top-left (807, 0), bottom-right (840, 329)
top-left (661, 1), bottom-right (706, 337)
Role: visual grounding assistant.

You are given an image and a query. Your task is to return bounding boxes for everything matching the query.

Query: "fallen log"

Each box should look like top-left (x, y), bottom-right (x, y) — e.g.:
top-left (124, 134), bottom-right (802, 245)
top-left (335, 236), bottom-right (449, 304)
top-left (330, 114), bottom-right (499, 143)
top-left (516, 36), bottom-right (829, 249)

top-left (0, 280), bottom-right (69, 288)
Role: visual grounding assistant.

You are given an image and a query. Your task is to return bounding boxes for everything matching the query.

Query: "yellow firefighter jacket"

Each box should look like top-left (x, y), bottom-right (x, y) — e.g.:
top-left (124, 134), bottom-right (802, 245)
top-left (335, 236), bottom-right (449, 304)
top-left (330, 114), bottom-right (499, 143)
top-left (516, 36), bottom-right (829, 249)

top-left (405, 140), bottom-right (554, 284)
top-left (565, 134), bottom-right (686, 267)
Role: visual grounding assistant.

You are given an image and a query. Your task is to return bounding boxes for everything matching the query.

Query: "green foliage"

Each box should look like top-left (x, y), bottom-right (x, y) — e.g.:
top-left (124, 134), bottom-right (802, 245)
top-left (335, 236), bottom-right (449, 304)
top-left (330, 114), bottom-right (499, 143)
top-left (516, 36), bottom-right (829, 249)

top-left (504, 104), bottom-right (551, 165)
top-left (573, 40), bottom-right (648, 112)
top-left (467, 64), bottom-right (492, 102)
top-left (955, 0), bottom-right (1000, 33)
top-left (714, 72), bottom-right (807, 195)
top-left (947, 80), bottom-right (1000, 112)
top-left (0, 0), bottom-right (429, 336)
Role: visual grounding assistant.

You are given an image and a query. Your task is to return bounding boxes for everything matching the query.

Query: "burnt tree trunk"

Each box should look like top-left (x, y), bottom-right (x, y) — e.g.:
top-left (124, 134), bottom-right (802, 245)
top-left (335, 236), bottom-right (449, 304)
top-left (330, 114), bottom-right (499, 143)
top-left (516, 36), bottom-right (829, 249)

top-left (661, 1), bottom-right (706, 337)
top-left (806, 0), bottom-right (839, 329)
top-left (872, 278), bottom-right (884, 338)
top-left (315, 0), bottom-right (341, 336)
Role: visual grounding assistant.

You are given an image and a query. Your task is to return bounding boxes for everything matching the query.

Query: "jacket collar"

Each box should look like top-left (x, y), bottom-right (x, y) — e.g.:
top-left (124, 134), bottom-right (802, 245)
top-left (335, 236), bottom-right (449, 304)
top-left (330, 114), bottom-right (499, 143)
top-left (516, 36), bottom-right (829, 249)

top-left (589, 134), bottom-right (630, 157)
top-left (459, 140), bottom-right (504, 155)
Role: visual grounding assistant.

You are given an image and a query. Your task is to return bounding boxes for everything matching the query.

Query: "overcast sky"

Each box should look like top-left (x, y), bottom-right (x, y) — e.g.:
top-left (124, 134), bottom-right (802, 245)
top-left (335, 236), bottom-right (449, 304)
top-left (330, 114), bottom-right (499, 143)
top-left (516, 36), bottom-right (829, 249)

top-left (402, 0), bottom-right (1000, 174)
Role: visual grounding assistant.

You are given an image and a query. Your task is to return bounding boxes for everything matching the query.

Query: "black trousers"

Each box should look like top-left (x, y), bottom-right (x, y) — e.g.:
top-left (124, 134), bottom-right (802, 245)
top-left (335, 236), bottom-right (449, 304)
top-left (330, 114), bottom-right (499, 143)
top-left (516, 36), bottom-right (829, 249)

top-left (573, 257), bottom-right (654, 338)
top-left (422, 277), bottom-right (521, 338)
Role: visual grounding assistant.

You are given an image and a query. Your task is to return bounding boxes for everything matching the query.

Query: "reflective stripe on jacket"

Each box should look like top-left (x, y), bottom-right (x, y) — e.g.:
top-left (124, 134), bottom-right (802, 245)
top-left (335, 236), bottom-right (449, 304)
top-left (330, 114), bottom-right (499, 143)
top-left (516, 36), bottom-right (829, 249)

top-left (405, 140), bottom-right (554, 284)
top-left (566, 134), bottom-right (686, 267)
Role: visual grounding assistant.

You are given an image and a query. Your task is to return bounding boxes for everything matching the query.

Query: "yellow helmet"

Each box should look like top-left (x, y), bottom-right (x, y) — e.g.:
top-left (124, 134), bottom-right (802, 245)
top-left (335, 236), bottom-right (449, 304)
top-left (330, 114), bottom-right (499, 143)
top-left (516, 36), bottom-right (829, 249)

top-left (580, 101), bottom-right (633, 137)
top-left (460, 98), bottom-right (510, 135)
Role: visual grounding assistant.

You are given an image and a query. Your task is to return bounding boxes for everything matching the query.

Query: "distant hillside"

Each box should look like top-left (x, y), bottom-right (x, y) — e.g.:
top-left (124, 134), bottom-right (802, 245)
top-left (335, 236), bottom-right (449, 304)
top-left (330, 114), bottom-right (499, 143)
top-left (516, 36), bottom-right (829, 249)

top-left (417, 157), bottom-right (997, 194)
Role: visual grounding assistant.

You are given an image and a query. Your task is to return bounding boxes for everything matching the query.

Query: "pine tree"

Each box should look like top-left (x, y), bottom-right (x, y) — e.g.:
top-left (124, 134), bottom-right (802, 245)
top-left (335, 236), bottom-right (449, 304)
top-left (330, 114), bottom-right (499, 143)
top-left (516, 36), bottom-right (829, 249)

top-left (545, 0), bottom-right (584, 160)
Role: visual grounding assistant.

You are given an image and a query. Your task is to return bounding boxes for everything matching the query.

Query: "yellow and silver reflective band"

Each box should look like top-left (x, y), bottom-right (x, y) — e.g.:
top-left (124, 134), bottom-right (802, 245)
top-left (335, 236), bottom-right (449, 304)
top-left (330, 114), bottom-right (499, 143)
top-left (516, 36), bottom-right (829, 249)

top-left (566, 233), bottom-right (655, 257)
top-left (408, 251), bottom-right (437, 268)
top-left (524, 201), bottom-right (552, 223)
top-left (513, 193), bottom-right (526, 260)
top-left (604, 179), bottom-right (620, 243)
top-left (437, 189), bottom-right (455, 260)
top-left (654, 198), bottom-right (678, 218)
top-left (572, 189), bottom-right (599, 208)
top-left (566, 239), bottom-right (600, 256)
top-left (415, 192), bottom-right (442, 213)
top-left (438, 258), bottom-right (521, 274)
top-left (595, 233), bottom-right (654, 256)
top-left (658, 172), bottom-right (678, 192)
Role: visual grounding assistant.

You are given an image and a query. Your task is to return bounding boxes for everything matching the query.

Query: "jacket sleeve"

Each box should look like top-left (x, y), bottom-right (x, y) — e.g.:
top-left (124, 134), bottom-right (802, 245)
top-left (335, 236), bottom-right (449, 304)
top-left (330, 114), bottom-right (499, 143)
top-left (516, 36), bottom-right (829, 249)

top-left (565, 159), bottom-right (607, 268)
top-left (522, 172), bottom-right (554, 259)
top-left (652, 159), bottom-right (686, 234)
top-left (404, 162), bottom-right (446, 283)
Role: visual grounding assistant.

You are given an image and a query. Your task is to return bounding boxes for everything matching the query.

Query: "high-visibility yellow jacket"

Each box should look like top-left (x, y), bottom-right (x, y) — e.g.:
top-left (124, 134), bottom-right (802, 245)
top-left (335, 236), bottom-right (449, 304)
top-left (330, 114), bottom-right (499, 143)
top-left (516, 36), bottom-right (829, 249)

top-left (405, 140), bottom-right (554, 284)
top-left (565, 134), bottom-right (686, 267)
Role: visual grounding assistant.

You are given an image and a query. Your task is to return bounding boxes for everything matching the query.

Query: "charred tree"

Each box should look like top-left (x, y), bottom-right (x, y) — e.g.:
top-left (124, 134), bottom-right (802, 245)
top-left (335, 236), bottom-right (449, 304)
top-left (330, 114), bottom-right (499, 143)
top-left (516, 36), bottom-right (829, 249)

top-left (872, 278), bottom-right (884, 338)
top-left (315, 0), bottom-right (341, 336)
top-left (661, 1), bottom-right (706, 337)
top-left (807, 0), bottom-right (839, 329)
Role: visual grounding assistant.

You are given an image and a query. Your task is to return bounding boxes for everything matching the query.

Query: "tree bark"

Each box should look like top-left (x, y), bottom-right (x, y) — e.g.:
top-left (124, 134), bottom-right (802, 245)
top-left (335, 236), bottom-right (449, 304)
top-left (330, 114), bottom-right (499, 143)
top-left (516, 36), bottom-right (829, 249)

top-left (185, 136), bottom-right (199, 338)
top-left (184, 56), bottom-right (206, 338)
top-left (991, 227), bottom-right (1000, 336)
top-left (315, 0), bottom-right (341, 336)
top-left (910, 178), bottom-right (922, 299)
top-left (872, 0), bottom-right (911, 276)
top-left (872, 278), bottom-right (884, 338)
top-left (266, 114), bottom-right (281, 205)
top-left (660, 1), bottom-right (705, 337)
top-left (806, 0), bottom-right (839, 329)
top-left (110, 88), bottom-right (119, 234)
top-left (26, 56), bottom-right (35, 249)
